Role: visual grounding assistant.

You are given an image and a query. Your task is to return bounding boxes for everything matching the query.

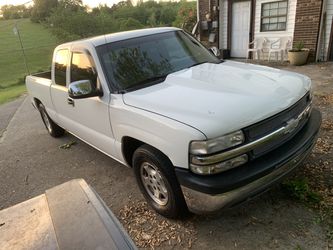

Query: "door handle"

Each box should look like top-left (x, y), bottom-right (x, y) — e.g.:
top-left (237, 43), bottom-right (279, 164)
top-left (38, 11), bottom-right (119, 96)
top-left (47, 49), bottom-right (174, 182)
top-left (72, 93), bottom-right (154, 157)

top-left (67, 97), bottom-right (75, 107)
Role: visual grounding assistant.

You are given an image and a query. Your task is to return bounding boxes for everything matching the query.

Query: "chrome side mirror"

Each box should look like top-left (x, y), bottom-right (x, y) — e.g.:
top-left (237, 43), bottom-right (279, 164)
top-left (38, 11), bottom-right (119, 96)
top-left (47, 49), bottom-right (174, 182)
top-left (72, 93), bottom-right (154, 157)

top-left (210, 46), bottom-right (221, 57)
top-left (68, 80), bottom-right (102, 99)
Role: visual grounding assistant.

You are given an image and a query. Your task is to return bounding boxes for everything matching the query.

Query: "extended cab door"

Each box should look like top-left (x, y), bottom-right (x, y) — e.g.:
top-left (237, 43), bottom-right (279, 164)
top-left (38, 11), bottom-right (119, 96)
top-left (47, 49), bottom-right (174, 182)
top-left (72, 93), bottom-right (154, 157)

top-left (50, 47), bottom-right (116, 157)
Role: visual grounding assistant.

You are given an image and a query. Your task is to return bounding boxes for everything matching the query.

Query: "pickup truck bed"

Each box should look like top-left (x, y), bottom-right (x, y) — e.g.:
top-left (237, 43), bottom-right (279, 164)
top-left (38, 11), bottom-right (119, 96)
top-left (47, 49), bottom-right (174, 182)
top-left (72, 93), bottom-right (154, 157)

top-left (32, 71), bottom-right (51, 79)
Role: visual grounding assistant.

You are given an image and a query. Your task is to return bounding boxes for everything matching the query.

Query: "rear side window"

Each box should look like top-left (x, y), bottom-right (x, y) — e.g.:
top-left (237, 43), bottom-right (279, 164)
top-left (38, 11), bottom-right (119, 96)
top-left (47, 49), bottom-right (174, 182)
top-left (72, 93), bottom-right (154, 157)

top-left (70, 52), bottom-right (97, 87)
top-left (54, 49), bottom-right (69, 86)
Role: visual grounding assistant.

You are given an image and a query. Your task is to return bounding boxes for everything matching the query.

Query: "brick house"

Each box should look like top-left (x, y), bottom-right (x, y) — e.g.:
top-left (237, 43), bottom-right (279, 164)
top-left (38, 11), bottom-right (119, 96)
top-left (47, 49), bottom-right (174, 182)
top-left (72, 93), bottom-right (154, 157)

top-left (197, 0), bottom-right (333, 61)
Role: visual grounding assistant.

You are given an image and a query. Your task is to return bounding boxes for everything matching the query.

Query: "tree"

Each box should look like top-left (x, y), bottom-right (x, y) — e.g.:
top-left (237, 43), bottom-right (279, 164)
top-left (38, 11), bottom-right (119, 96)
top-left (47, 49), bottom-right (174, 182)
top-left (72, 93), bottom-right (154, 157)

top-left (58, 0), bottom-right (85, 12)
top-left (160, 7), bottom-right (177, 26)
top-left (119, 17), bottom-right (144, 31)
top-left (172, 1), bottom-right (197, 32)
top-left (31, 0), bottom-right (58, 23)
top-left (1, 5), bottom-right (31, 19)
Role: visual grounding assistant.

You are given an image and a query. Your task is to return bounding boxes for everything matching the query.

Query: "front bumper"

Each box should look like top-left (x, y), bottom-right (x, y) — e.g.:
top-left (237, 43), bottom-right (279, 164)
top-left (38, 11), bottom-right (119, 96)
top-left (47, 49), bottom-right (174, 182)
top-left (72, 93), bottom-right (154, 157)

top-left (175, 109), bottom-right (321, 214)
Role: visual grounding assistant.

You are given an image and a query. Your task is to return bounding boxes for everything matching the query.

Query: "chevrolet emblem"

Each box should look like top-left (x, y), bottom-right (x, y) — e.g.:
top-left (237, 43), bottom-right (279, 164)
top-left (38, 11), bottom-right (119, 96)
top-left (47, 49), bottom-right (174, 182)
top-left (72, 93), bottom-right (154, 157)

top-left (284, 118), bottom-right (300, 134)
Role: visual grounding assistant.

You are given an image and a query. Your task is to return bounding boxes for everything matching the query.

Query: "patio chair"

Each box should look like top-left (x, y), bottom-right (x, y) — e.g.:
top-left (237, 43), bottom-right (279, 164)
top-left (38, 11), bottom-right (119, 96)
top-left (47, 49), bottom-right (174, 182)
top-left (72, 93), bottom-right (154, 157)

top-left (268, 37), bottom-right (292, 61)
top-left (247, 37), bottom-right (267, 60)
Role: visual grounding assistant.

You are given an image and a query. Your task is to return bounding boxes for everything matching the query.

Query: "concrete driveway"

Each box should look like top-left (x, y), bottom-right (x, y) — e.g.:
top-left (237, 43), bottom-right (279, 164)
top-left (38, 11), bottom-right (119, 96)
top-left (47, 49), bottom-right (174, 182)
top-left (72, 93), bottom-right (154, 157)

top-left (0, 63), bottom-right (331, 249)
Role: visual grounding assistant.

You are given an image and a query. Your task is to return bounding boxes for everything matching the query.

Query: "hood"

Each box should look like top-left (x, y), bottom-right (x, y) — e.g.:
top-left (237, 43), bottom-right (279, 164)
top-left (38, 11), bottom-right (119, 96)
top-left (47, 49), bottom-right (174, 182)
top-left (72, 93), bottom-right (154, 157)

top-left (123, 60), bottom-right (311, 139)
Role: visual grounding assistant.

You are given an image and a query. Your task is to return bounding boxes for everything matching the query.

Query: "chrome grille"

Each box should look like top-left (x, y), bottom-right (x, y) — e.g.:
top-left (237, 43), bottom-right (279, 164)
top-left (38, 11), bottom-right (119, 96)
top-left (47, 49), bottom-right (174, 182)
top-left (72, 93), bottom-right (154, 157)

top-left (244, 92), bottom-right (311, 158)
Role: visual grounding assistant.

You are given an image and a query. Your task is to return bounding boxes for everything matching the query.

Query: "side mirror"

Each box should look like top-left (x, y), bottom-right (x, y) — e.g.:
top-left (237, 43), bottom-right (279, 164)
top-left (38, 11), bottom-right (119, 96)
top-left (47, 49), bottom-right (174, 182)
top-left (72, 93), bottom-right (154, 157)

top-left (68, 80), bottom-right (102, 99)
top-left (210, 46), bottom-right (221, 57)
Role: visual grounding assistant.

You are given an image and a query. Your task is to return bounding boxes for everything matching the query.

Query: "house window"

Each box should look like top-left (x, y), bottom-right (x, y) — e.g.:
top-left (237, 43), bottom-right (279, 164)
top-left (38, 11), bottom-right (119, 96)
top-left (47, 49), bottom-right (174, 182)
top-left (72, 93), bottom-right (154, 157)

top-left (261, 1), bottom-right (288, 32)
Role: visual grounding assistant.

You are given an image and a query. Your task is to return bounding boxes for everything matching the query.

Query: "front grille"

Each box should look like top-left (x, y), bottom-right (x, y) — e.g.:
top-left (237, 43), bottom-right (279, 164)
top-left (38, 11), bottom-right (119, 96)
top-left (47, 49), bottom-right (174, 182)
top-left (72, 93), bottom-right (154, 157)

top-left (243, 92), bottom-right (311, 158)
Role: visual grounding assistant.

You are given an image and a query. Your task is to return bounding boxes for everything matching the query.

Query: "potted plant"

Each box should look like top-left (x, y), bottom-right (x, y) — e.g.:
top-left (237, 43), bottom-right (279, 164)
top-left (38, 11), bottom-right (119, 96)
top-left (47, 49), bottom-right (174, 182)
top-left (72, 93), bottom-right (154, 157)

top-left (288, 41), bottom-right (309, 66)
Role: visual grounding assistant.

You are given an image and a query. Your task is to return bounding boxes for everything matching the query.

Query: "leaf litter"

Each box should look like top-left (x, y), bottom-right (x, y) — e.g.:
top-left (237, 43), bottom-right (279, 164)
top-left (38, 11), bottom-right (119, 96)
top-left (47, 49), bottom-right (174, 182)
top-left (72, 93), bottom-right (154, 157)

top-left (118, 201), bottom-right (197, 248)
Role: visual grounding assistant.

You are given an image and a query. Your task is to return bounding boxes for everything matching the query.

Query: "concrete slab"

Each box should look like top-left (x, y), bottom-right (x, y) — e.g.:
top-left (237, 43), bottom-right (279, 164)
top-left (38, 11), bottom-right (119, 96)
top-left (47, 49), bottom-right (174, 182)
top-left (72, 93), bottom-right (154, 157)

top-left (0, 179), bottom-right (136, 250)
top-left (0, 195), bottom-right (57, 250)
top-left (0, 95), bottom-right (26, 137)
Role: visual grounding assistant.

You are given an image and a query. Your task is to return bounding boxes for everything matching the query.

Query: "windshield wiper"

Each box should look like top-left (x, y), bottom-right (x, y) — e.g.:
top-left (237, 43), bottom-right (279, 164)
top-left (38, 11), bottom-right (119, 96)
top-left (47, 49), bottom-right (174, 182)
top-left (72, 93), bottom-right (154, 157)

top-left (125, 74), bottom-right (168, 92)
top-left (137, 74), bottom-right (168, 85)
top-left (188, 60), bottom-right (224, 68)
top-left (187, 61), bottom-right (208, 68)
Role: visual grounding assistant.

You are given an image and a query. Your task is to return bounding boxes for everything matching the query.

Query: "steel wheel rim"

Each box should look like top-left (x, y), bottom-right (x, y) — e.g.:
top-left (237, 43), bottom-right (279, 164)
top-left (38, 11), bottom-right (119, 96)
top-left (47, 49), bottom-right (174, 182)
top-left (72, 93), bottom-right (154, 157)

top-left (140, 162), bottom-right (169, 206)
top-left (41, 109), bottom-right (52, 133)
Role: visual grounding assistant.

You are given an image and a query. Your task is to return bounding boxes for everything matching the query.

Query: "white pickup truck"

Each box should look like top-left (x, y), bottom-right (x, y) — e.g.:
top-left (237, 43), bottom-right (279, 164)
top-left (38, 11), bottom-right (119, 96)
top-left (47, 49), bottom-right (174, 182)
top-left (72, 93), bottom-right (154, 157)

top-left (26, 27), bottom-right (321, 219)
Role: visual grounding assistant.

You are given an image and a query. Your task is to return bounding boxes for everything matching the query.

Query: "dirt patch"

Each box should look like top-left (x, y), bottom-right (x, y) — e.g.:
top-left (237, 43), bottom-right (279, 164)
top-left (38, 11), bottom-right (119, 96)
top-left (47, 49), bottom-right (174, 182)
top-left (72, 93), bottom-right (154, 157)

top-left (322, 119), bottom-right (333, 130)
top-left (316, 93), bottom-right (333, 107)
top-left (313, 137), bottom-right (332, 154)
top-left (119, 201), bottom-right (197, 248)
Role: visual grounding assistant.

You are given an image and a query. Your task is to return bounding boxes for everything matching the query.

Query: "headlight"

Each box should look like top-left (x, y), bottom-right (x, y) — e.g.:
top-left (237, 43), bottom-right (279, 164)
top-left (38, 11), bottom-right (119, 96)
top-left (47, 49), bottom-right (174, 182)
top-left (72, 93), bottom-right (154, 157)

top-left (190, 154), bottom-right (248, 175)
top-left (190, 130), bottom-right (245, 155)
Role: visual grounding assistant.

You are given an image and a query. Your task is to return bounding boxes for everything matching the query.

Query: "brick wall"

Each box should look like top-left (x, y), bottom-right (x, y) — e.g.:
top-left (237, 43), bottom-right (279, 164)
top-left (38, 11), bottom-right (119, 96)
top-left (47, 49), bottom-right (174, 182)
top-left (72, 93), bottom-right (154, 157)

top-left (198, 0), bottom-right (219, 47)
top-left (293, 0), bottom-right (323, 62)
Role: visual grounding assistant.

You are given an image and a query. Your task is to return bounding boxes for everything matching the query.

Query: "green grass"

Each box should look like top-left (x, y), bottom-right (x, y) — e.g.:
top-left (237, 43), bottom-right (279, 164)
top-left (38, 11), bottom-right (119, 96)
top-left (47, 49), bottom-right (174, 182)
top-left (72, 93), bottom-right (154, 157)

top-left (0, 84), bottom-right (26, 105)
top-left (0, 19), bottom-right (58, 104)
top-left (282, 178), bottom-right (322, 204)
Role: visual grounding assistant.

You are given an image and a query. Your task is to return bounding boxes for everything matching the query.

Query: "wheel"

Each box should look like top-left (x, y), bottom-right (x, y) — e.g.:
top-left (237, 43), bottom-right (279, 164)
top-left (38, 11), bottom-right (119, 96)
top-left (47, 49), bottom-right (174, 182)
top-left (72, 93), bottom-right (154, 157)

top-left (133, 144), bottom-right (189, 219)
top-left (38, 103), bottom-right (65, 137)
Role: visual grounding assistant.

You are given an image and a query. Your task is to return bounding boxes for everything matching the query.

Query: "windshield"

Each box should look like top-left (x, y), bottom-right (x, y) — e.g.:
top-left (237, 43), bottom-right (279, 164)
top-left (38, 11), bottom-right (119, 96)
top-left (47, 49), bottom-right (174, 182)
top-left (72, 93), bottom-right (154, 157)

top-left (97, 30), bottom-right (221, 92)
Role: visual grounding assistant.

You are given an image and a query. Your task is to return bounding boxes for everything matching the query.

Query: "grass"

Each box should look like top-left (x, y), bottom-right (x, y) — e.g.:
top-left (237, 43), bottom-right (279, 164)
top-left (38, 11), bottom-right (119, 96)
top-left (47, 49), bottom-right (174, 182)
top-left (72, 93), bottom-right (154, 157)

top-left (282, 178), bottom-right (322, 204)
top-left (0, 85), bottom-right (27, 105)
top-left (0, 18), bottom-right (58, 104)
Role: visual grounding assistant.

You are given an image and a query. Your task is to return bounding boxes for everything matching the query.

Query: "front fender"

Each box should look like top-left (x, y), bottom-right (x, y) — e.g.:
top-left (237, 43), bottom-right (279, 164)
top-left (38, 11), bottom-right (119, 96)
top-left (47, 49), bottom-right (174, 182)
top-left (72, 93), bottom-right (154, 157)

top-left (109, 95), bottom-right (206, 169)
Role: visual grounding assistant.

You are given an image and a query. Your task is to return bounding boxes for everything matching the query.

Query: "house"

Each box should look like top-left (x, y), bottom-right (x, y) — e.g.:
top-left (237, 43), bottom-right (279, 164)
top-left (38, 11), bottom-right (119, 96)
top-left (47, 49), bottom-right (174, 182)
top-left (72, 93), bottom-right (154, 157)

top-left (197, 0), bottom-right (333, 61)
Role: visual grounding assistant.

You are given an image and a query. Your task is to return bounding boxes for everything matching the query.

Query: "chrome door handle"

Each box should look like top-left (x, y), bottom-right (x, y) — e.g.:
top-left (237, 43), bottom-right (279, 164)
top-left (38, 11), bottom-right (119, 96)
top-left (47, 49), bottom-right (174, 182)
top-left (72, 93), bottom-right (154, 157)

top-left (67, 97), bottom-right (75, 106)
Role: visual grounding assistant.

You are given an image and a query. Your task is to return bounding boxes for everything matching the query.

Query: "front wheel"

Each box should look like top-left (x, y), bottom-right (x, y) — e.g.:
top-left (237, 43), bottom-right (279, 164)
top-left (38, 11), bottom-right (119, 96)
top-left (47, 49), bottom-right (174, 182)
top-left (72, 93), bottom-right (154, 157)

top-left (133, 144), bottom-right (189, 219)
top-left (38, 103), bottom-right (65, 137)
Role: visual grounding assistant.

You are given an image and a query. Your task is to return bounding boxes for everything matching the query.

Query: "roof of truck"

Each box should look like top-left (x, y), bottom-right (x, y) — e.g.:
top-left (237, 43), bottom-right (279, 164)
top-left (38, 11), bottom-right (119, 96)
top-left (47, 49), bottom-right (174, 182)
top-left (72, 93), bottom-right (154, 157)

top-left (56, 27), bottom-right (181, 49)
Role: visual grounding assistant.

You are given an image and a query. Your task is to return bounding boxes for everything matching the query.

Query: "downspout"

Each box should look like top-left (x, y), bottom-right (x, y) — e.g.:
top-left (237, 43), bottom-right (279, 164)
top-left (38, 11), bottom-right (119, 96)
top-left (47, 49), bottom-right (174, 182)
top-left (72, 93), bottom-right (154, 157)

top-left (216, 0), bottom-right (220, 49)
top-left (197, 0), bottom-right (200, 41)
top-left (316, 0), bottom-right (327, 61)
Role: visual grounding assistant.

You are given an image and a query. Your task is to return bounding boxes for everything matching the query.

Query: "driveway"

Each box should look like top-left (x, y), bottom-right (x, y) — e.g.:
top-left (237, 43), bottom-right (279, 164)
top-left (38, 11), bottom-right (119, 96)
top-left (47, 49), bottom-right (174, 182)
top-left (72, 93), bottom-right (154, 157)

top-left (0, 62), bottom-right (332, 249)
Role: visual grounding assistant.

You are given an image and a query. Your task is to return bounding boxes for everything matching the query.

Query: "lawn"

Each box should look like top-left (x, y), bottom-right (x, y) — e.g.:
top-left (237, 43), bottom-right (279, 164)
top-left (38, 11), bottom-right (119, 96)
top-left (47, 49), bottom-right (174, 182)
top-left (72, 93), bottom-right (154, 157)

top-left (0, 19), bottom-right (58, 104)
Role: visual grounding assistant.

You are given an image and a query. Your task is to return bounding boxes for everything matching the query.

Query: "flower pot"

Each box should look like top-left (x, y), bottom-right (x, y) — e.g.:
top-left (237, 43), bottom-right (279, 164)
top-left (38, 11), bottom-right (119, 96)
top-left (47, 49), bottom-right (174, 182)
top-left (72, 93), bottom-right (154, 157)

top-left (288, 49), bottom-right (309, 66)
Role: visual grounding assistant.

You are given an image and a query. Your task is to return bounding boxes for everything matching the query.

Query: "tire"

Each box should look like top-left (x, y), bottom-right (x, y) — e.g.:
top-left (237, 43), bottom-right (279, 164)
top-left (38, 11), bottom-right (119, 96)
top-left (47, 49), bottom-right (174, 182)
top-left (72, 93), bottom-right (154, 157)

top-left (38, 103), bottom-right (65, 138)
top-left (133, 144), bottom-right (189, 219)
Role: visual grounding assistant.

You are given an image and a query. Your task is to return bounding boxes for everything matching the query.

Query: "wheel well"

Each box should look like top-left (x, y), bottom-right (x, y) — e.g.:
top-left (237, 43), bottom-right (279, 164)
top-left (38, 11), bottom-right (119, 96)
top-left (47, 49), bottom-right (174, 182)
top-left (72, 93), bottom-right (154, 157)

top-left (121, 137), bottom-right (145, 167)
top-left (33, 98), bottom-right (42, 108)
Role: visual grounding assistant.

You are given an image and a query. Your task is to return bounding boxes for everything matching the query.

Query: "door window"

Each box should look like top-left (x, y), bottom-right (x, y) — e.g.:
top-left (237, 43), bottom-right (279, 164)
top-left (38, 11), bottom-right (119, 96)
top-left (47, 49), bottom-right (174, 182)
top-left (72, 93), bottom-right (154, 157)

top-left (54, 49), bottom-right (69, 86)
top-left (70, 52), bottom-right (97, 87)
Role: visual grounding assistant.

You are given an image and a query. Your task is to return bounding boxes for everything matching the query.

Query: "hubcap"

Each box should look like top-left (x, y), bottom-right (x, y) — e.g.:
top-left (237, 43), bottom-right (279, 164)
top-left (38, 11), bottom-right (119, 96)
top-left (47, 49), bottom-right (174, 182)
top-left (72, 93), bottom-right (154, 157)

top-left (41, 109), bottom-right (52, 133)
top-left (140, 162), bottom-right (169, 206)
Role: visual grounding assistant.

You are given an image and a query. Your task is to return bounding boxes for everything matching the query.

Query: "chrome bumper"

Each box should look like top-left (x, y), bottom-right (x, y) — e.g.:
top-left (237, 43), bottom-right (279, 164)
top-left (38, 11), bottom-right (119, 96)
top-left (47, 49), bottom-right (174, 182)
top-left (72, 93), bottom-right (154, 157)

top-left (179, 108), bottom-right (321, 214)
top-left (181, 143), bottom-right (313, 214)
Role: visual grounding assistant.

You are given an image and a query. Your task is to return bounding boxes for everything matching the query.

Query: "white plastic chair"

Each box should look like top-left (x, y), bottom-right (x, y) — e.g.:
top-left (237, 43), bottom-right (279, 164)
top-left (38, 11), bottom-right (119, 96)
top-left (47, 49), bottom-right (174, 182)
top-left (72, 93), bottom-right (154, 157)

top-left (247, 37), bottom-right (267, 60)
top-left (268, 37), bottom-right (292, 61)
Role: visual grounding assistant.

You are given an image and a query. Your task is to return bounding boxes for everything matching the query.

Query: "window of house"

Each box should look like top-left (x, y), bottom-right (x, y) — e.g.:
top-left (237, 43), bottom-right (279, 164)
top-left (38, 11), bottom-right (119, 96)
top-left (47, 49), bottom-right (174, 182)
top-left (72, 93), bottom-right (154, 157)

top-left (261, 1), bottom-right (288, 32)
top-left (54, 49), bottom-right (69, 86)
top-left (70, 52), bottom-right (97, 87)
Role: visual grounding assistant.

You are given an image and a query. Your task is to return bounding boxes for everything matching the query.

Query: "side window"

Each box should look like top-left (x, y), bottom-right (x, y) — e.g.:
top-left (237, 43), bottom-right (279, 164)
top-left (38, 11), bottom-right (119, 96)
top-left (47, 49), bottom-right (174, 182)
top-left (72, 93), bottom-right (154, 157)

top-left (54, 49), bottom-right (69, 86)
top-left (70, 52), bottom-right (97, 87)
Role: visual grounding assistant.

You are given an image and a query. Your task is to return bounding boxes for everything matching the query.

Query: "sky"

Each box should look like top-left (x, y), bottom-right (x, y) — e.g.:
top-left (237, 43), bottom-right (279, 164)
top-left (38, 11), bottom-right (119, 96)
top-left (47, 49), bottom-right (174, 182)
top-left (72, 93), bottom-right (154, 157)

top-left (0, 0), bottom-right (122, 8)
